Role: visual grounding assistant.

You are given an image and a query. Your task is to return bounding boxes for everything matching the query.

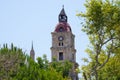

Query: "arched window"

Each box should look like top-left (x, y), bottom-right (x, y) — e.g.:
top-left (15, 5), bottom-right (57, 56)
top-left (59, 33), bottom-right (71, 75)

top-left (59, 43), bottom-right (61, 46)
top-left (59, 42), bottom-right (64, 46)
top-left (59, 52), bottom-right (63, 60)
top-left (59, 27), bottom-right (64, 32)
top-left (62, 42), bottom-right (63, 46)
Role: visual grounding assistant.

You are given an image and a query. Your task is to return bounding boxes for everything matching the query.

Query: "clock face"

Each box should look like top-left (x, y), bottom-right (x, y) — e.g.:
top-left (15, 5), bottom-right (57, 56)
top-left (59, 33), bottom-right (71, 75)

top-left (58, 36), bottom-right (64, 41)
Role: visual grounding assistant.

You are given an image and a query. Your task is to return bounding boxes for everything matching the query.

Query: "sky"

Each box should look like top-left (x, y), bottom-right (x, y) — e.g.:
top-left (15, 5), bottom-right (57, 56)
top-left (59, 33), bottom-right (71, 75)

top-left (0, 0), bottom-right (89, 68)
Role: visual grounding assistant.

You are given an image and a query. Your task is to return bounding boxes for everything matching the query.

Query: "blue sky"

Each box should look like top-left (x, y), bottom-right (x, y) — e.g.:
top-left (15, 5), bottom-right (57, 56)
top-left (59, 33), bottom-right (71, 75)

top-left (0, 0), bottom-right (89, 67)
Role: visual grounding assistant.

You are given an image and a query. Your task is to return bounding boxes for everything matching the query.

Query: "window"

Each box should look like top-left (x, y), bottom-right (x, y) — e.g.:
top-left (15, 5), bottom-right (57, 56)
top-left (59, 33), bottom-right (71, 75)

top-left (59, 52), bottom-right (63, 60)
top-left (59, 42), bottom-right (64, 46)
top-left (59, 27), bottom-right (64, 32)
top-left (59, 43), bottom-right (61, 46)
top-left (62, 42), bottom-right (63, 46)
top-left (59, 15), bottom-right (67, 22)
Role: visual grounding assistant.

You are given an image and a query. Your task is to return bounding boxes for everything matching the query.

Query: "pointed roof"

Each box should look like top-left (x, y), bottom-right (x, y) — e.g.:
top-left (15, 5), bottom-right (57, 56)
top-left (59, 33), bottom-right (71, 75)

top-left (58, 5), bottom-right (68, 22)
top-left (55, 6), bottom-right (71, 32)
top-left (30, 41), bottom-right (34, 52)
top-left (30, 41), bottom-right (35, 60)
top-left (59, 5), bottom-right (66, 16)
top-left (31, 41), bottom-right (33, 50)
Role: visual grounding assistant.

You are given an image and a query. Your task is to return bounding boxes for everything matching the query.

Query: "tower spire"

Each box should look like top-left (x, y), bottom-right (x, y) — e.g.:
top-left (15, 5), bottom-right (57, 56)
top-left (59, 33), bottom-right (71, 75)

top-left (30, 41), bottom-right (35, 60)
top-left (58, 6), bottom-right (67, 22)
top-left (32, 41), bottom-right (33, 50)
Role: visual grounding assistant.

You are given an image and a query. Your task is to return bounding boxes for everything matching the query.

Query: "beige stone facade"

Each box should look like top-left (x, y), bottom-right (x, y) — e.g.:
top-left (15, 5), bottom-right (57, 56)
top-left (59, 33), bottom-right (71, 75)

top-left (51, 31), bottom-right (76, 62)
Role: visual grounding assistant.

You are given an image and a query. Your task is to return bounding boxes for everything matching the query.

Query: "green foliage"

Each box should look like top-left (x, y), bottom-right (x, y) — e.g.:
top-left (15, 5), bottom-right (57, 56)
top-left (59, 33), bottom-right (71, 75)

top-left (99, 54), bottom-right (120, 80)
top-left (0, 43), bottom-right (71, 80)
top-left (77, 0), bottom-right (120, 80)
top-left (0, 43), bottom-right (25, 80)
top-left (15, 55), bottom-right (69, 80)
top-left (50, 59), bottom-right (72, 78)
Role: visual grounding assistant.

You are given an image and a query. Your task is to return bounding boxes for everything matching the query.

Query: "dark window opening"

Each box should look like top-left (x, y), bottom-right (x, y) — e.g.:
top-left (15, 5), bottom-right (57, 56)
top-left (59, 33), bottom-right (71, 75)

top-left (59, 42), bottom-right (64, 46)
top-left (59, 27), bottom-right (64, 32)
top-left (59, 52), bottom-right (63, 60)
top-left (59, 43), bottom-right (61, 46)
top-left (72, 54), bottom-right (74, 60)
top-left (62, 42), bottom-right (63, 46)
top-left (59, 15), bottom-right (67, 22)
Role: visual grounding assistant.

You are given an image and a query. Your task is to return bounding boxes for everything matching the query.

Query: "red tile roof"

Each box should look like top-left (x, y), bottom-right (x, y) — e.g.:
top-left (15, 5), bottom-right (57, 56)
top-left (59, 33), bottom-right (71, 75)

top-left (54, 22), bottom-right (72, 32)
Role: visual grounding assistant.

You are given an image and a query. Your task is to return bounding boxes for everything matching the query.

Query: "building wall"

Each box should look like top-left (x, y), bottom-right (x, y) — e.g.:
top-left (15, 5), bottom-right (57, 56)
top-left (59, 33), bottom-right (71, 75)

top-left (51, 31), bottom-right (76, 62)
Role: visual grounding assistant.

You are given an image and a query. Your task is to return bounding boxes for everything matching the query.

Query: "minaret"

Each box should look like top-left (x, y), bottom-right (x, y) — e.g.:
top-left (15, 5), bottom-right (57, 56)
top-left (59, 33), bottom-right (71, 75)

top-left (51, 6), bottom-right (78, 80)
top-left (30, 42), bottom-right (35, 60)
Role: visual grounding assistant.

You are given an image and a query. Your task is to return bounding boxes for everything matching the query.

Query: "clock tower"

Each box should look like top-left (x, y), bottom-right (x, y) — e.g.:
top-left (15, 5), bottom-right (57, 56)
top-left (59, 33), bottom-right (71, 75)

top-left (51, 6), bottom-right (78, 80)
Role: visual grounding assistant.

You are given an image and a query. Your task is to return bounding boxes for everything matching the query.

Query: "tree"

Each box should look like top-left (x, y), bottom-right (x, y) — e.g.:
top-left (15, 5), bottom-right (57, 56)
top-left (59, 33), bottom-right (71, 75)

top-left (77, 0), bottom-right (120, 80)
top-left (50, 59), bottom-right (72, 78)
top-left (0, 43), bottom-right (26, 80)
top-left (14, 55), bottom-right (69, 80)
top-left (98, 53), bottom-right (120, 80)
top-left (0, 44), bottom-right (69, 80)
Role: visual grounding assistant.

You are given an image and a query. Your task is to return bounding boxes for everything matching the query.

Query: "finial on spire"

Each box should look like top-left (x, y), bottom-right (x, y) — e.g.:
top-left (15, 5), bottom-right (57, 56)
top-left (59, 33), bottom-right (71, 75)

top-left (62, 5), bottom-right (64, 8)
top-left (32, 41), bottom-right (33, 50)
